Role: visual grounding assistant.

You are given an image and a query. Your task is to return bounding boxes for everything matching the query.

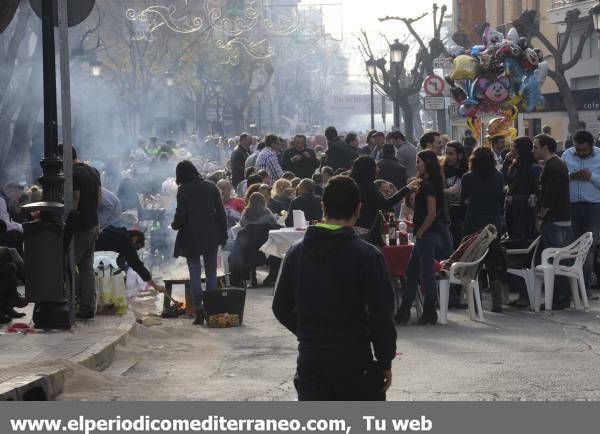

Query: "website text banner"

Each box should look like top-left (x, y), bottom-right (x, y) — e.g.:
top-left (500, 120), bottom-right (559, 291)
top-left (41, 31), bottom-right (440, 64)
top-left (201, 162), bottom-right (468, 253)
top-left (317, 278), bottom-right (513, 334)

top-left (1, 402), bottom-right (598, 434)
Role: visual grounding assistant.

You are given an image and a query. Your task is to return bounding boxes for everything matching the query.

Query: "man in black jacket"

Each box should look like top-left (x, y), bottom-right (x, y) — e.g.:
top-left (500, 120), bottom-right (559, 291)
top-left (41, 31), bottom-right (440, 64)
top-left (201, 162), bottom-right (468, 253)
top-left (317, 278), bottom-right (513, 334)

top-left (281, 135), bottom-right (319, 179)
top-left (59, 145), bottom-right (101, 320)
top-left (376, 143), bottom-right (407, 190)
top-left (230, 133), bottom-right (252, 188)
top-left (324, 126), bottom-right (357, 171)
top-left (95, 226), bottom-right (165, 293)
top-left (273, 175), bottom-right (396, 400)
top-left (361, 130), bottom-right (384, 159)
top-left (285, 179), bottom-right (322, 227)
top-left (534, 134), bottom-right (573, 309)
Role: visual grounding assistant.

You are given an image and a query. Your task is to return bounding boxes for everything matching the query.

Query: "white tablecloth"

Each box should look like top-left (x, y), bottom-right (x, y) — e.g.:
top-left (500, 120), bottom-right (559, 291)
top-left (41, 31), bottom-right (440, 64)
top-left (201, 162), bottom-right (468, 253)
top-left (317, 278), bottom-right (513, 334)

top-left (260, 228), bottom-right (306, 259)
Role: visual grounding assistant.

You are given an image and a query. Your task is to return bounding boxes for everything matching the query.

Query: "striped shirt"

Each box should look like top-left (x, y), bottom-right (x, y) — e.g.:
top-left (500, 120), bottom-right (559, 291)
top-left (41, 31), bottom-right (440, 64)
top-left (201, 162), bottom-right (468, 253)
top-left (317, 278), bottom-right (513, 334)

top-left (255, 147), bottom-right (283, 184)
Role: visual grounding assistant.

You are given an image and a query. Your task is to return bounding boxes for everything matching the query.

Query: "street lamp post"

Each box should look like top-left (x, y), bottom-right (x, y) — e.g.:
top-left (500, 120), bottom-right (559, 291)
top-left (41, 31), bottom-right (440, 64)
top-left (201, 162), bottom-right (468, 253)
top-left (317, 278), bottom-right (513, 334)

top-left (165, 70), bottom-right (175, 139)
top-left (366, 58), bottom-right (376, 130)
top-left (40, 0), bottom-right (62, 203)
top-left (390, 39), bottom-right (408, 131)
top-left (22, 0), bottom-right (69, 330)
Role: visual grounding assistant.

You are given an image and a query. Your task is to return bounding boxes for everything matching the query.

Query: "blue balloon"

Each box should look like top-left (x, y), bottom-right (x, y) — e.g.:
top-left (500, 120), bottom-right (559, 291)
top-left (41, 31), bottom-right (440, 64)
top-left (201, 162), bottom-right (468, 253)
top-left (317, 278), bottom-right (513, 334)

top-left (520, 73), bottom-right (545, 113)
top-left (503, 57), bottom-right (525, 94)
top-left (466, 79), bottom-right (481, 104)
top-left (463, 79), bottom-right (475, 100)
top-left (470, 45), bottom-right (485, 56)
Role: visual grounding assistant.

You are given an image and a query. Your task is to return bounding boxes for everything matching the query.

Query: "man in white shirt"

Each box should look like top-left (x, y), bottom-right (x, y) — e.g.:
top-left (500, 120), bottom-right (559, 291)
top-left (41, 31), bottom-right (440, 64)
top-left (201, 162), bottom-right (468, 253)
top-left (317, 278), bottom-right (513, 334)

top-left (255, 135), bottom-right (283, 185)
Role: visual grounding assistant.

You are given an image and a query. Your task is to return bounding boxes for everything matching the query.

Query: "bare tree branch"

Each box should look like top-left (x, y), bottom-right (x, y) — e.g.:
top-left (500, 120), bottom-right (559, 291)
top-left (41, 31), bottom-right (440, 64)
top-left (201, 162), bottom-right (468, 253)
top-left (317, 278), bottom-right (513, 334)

top-left (379, 12), bottom-right (428, 26)
top-left (379, 13), bottom-right (429, 54)
top-left (562, 20), bottom-right (594, 70)
top-left (361, 29), bottom-right (376, 59)
top-left (558, 9), bottom-right (581, 57)
top-left (513, 10), bottom-right (559, 60)
top-left (378, 32), bottom-right (392, 51)
top-left (435, 4), bottom-right (448, 38)
top-left (74, 6), bottom-right (103, 57)
top-left (0, 5), bottom-right (31, 97)
top-left (355, 31), bottom-right (372, 60)
top-left (514, 9), bottom-right (593, 130)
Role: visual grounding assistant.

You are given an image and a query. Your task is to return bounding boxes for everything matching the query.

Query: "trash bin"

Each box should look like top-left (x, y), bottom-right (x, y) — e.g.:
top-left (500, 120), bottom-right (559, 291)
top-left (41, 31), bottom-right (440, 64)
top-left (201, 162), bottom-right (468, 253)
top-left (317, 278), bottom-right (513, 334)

top-left (23, 220), bottom-right (65, 303)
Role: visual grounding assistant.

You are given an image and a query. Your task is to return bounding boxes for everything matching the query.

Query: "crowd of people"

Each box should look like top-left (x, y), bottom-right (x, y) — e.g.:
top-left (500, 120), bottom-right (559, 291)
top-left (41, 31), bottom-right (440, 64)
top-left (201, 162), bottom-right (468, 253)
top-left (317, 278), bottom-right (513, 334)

top-left (1, 125), bottom-right (599, 328)
top-left (1, 122), bottom-right (600, 401)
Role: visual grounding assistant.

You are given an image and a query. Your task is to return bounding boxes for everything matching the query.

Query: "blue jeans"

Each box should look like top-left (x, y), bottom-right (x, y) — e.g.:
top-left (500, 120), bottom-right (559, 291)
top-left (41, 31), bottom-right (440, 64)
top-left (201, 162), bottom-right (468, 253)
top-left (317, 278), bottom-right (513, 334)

top-left (186, 248), bottom-right (218, 310)
top-left (541, 222), bottom-right (573, 303)
top-left (571, 203), bottom-right (600, 286)
top-left (402, 224), bottom-right (452, 308)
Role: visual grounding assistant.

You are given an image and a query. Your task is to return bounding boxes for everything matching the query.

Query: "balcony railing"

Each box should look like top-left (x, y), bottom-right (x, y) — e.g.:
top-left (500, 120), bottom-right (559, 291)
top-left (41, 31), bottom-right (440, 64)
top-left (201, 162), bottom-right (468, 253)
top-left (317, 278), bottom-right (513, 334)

top-left (548, 0), bottom-right (597, 24)
top-left (551, 0), bottom-right (595, 10)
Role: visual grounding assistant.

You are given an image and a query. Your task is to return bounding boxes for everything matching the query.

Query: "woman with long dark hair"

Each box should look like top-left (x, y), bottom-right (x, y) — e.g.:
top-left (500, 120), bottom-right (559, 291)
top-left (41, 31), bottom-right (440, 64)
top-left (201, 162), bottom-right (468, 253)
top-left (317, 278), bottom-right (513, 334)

top-left (462, 147), bottom-right (504, 234)
top-left (172, 161), bottom-right (227, 325)
top-left (505, 137), bottom-right (541, 241)
top-left (397, 150), bottom-right (453, 325)
top-left (461, 147), bottom-right (507, 312)
top-left (350, 156), bottom-right (416, 229)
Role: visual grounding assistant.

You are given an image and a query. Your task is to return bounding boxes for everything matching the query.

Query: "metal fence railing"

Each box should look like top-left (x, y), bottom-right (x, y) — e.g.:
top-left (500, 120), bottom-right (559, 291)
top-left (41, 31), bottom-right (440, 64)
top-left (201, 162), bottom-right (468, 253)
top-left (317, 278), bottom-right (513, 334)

top-left (551, 0), bottom-right (590, 9)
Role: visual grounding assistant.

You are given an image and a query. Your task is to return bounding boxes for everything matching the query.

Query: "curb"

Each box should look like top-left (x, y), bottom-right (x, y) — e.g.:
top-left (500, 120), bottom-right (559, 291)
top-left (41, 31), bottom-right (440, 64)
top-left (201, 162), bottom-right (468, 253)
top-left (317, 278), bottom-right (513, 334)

top-left (0, 312), bottom-right (136, 401)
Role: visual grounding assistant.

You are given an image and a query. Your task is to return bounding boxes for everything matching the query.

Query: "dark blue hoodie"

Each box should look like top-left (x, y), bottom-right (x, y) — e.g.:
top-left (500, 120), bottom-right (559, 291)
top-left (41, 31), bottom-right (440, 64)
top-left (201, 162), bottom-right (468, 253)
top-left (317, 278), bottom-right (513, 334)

top-left (272, 225), bottom-right (396, 371)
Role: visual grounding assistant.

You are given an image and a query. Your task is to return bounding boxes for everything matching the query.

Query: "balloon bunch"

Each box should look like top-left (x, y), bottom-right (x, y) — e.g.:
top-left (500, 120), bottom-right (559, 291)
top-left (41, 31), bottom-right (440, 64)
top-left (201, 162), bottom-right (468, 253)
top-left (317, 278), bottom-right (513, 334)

top-left (445, 24), bottom-right (548, 142)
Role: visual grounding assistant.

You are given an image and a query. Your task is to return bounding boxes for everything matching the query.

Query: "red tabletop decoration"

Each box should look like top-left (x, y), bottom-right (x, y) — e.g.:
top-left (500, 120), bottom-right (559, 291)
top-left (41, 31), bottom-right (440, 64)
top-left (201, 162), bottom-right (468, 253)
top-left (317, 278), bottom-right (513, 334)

top-left (382, 245), bottom-right (441, 279)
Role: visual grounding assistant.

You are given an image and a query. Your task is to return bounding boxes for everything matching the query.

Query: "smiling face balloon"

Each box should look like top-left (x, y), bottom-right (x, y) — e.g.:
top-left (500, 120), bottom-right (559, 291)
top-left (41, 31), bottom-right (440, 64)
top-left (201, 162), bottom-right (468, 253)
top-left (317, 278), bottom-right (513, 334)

top-left (522, 48), bottom-right (540, 71)
top-left (476, 75), bottom-right (510, 103)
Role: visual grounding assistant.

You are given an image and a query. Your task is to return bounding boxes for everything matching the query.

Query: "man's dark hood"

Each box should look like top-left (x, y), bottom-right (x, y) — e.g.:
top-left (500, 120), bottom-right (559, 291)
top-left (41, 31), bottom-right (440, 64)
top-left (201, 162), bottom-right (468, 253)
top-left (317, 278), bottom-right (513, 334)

top-left (302, 225), bottom-right (357, 262)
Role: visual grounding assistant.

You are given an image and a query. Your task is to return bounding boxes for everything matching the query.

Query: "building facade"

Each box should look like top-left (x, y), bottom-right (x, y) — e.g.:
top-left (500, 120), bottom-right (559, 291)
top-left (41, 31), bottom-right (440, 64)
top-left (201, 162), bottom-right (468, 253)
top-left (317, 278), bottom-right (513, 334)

top-left (452, 0), bottom-right (486, 45)
top-left (545, 0), bottom-right (600, 142)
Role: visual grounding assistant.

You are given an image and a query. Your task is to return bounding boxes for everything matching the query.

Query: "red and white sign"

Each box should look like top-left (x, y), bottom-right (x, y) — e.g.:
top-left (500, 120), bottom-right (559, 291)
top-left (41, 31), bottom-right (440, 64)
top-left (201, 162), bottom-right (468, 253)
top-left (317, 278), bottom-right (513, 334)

top-left (423, 74), bottom-right (445, 97)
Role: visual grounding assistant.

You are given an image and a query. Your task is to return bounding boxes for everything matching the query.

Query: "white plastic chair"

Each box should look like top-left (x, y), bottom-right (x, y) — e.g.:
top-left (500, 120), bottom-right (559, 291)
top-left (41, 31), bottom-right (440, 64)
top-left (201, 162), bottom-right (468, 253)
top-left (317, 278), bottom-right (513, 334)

top-left (533, 232), bottom-right (593, 312)
top-left (438, 249), bottom-right (488, 324)
top-left (505, 236), bottom-right (542, 310)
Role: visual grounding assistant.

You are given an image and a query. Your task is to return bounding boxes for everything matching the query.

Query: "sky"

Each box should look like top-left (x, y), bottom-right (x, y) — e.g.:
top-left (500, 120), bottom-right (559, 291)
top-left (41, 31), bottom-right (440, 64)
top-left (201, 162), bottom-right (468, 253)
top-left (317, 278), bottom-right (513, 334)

top-left (298, 0), bottom-right (454, 89)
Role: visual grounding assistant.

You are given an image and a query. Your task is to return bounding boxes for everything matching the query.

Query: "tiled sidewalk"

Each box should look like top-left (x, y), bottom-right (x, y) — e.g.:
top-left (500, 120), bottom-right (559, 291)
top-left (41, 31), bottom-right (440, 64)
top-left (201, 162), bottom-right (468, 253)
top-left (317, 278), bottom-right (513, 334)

top-left (0, 302), bottom-right (136, 400)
